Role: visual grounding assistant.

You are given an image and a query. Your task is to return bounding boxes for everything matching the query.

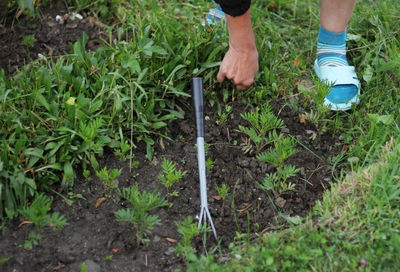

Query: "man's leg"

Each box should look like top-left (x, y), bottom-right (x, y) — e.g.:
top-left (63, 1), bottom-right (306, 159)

top-left (320, 0), bottom-right (356, 32)
top-left (316, 0), bottom-right (360, 111)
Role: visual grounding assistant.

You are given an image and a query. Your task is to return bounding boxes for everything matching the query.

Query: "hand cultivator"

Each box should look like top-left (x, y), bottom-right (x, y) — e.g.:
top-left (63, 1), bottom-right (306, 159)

top-left (191, 77), bottom-right (217, 240)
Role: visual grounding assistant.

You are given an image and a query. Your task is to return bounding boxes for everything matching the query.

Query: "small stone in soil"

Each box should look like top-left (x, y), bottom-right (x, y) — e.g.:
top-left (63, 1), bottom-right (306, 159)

top-left (153, 235), bottom-right (161, 243)
top-left (281, 127), bottom-right (290, 133)
top-left (238, 159), bottom-right (249, 168)
top-left (250, 161), bottom-right (258, 168)
top-left (234, 254), bottom-right (242, 260)
top-left (275, 197), bottom-right (286, 208)
top-left (164, 247), bottom-right (175, 256)
top-left (300, 167), bottom-right (306, 177)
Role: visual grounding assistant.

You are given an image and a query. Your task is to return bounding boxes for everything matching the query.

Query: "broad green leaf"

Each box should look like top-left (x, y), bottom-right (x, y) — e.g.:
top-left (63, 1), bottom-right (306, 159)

top-left (90, 154), bottom-right (99, 171)
top-left (347, 157), bottom-right (360, 164)
top-left (89, 99), bottom-right (103, 113)
top-left (368, 113), bottom-right (394, 125)
top-left (36, 163), bottom-right (62, 172)
top-left (346, 33), bottom-right (362, 41)
top-left (150, 46), bottom-right (167, 55)
top-left (24, 178), bottom-right (36, 190)
top-left (18, 0), bottom-right (34, 11)
top-left (363, 65), bottom-right (373, 82)
top-left (122, 56), bottom-right (141, 74)
top-left (376, 114), bottom-right (394, 125)
top-left (281, 214), bottom-right (302, 225)
top-left (35, 93), bottom-right (50, 111)
top-left (24, 148), bottom-right (44, 159)
top-left (63, 162), bottom-right (74, 182)
top-left (376, 58), bottom-right (400, 72)
top-left (150, 122), bottom-right (167, 129)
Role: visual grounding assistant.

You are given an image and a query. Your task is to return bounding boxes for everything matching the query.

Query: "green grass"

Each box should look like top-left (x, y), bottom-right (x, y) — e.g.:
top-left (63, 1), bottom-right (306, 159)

top-left (181, 0), bottom-right (400, 270)
top-left (1, 0), bottom-right (400, 270)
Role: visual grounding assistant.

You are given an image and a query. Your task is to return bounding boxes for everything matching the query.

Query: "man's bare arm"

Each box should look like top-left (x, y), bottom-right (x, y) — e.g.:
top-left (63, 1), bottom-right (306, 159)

top-left (217, 10), bottom-right (258, 90)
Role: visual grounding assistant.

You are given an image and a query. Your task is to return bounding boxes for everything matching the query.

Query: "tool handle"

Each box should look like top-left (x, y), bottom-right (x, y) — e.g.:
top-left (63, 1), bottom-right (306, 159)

top-left (191, 77), bottom-right (204, 137)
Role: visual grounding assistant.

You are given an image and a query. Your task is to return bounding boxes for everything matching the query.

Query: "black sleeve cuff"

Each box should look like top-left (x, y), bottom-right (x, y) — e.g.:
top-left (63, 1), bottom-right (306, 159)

top-left (214, 0), bottom-right (251, 17)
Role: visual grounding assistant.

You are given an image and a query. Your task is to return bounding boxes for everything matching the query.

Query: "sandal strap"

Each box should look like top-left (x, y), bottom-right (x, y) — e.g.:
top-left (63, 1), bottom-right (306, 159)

top-left (318, 65), bottom-right (360, 87)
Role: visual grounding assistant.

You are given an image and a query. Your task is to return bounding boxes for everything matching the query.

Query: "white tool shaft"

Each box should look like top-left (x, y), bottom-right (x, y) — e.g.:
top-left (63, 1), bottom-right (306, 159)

top-left (196, 137), bottom-right (208, 207)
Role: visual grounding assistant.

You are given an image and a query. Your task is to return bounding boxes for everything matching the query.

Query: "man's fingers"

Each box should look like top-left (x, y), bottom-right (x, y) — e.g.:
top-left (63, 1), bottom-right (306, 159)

top-left (217, 68), bottom-right (226, 83)
top-left (233, 78), bottom-right (254, 90)
top-left (236, 84), bottom-right (247, 91)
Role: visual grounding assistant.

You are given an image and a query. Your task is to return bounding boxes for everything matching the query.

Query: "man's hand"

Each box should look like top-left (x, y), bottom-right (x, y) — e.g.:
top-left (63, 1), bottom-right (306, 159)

top-left (217, 44), bottom-right (258, 90)
top-left (217, 10), bottom-right (258, 90)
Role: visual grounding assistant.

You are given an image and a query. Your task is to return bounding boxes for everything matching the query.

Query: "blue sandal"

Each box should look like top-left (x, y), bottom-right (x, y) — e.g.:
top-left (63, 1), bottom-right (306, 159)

top-left (202, 5), bottom-right (225, 26)
top-left (314, 59), bottom-right (360, 111)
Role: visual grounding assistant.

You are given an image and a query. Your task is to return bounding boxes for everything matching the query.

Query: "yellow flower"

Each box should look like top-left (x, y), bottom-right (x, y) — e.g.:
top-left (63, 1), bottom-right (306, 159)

top-left (66, 97), bottom-right (77, 106)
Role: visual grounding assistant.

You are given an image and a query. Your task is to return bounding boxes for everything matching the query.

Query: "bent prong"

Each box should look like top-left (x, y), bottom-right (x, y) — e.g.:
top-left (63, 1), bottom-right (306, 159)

top-left (198, 206), bottom-right (217, 240)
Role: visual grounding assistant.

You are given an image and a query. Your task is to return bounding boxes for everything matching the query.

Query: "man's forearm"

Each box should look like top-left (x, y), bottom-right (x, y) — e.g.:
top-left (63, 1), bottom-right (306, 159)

top-left (225, 10), bottom-right (256, 52)
top-left (216, 8), bottom-right (258, 90)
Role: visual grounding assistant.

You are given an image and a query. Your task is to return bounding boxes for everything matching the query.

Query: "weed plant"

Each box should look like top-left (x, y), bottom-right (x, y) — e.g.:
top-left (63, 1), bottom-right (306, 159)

top-left (18, 193), bottom-right (67, 230)
top-left (115, 186), bottom-right (168, 244)
top-left (21, 34), bottom-right (36, 49)
top-left (299, 76), bottom-right (331, 135)
top-left (18, 193), bottom-right (67, 249)
top-left (215, 183), bottom-right (229, 215)
top-left (257, 131), bottom-right (299, 196)
top-left (239, 103), bottom-right (285, 154)
top-left (95, 166), bottom-right (122, 190)
top-left (216, 104), bottom-right (232, 125)
top-left (175, 216), bottom-right (199, 258)
top-left (158, 158), bottom-right (187, 198)
top-left (215, 184), bottom-right (229, 201)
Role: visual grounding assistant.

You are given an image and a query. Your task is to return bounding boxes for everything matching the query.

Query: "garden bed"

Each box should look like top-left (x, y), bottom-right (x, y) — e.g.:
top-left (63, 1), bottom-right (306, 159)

top-left (1, 0), bottom-right (399, 271)
top-left (0, 98), bottom-right (343, 271)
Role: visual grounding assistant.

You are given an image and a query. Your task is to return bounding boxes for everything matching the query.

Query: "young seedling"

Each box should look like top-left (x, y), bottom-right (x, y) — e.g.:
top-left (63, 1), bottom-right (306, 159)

top-left (114, 186), bottom-right (168, 245)
top-left (201, 142), bottom-right (215, 171)
top-left (299, 76), bottom-right (331, 135)
top-left (175, 216), bottom-right (199, 258)
top-left (114, 139), bottom-right (131, 161)
top-left (77, 118), bottom-right (110, 171)
top-left (21, 34), bottom-right (36, 49)
top-left (96, 166), bottom-right (122, 190)
top-left (239, 103), bottom-right (285, 154)
top-left (18, 193), bottom-right (68, 249)
top-left (216, 104), bottom-right (232, 125)
top-left (157, 158), bottom-right (187, 198)
top-left (256, 131), bottom-right (300, 196)
top-left (83, 168), bottom-right (91, 182)
top-left (110, 131), bottom-right (139, 170)
top-left (206, 158), bottom-right (214, 171)
top-left (215, 183), bottom-right (229, 216)
top-left (18, 193), bottom-right (68, 230)
top-left (20, 231), bottom-right (42, 251)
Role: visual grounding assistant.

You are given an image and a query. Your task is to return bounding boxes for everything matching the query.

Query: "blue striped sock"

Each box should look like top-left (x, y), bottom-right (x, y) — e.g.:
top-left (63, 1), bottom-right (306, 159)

top-left (317, 25), bottom-right (348, 67)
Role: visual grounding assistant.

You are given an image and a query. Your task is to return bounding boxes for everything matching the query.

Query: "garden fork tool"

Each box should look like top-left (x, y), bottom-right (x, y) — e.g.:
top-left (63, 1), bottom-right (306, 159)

top-left (191, 77), bottom-right (217, 240)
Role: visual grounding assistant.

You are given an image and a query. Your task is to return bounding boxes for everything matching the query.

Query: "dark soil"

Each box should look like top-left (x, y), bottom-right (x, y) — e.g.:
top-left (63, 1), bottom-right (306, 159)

top-left (0, 96), bottom-right (343, 271)
top-left (0, 2), bottom-right (344, 271)
top-left (0, 0), bottom-right (105, 75)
